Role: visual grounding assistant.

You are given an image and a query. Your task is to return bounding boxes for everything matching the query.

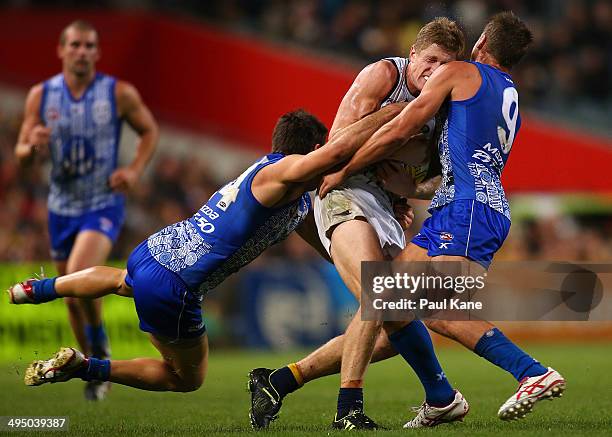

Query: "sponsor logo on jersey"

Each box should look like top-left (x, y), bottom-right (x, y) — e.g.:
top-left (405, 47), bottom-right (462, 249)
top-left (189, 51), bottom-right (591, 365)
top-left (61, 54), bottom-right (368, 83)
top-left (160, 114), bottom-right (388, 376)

top-left (440, 232), bottom-right (454, 241)
top-left (45, 107), bottom-right (60, 122)
top-left (439, 232), bottom-right (453, 249)
top-left (92, 100), bottom-right (112, 125)
top-left (99, 216), bottom-right (113, 232)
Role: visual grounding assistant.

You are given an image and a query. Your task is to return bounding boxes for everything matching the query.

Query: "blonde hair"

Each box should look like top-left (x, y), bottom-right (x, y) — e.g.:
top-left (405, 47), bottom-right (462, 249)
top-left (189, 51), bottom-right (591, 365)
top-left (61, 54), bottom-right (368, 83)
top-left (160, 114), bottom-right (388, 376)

top-left (414, 17), bottom-right (465, 58)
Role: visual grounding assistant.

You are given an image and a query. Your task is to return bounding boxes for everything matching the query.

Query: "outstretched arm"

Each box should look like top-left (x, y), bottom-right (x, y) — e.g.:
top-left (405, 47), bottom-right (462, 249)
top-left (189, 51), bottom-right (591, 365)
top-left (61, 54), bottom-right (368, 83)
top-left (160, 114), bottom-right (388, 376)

top-left (277, 102), bottom-right (407, 183)
top-left (319, 63), bottom-right (460, 197)
top-left (252, 103), bottom-right (407, 208)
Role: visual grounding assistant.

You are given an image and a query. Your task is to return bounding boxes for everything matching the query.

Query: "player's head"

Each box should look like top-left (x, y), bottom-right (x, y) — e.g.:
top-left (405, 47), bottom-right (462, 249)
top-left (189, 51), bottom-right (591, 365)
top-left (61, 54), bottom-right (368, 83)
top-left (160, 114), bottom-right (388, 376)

top-left (271, 110), bottom-right (328, 155)
top-left (408, 17), bottom-right (465, 92)
top-left (57, 20), bottom-right (100, 77)
top-left (471, 12), bottom-right (533, 70)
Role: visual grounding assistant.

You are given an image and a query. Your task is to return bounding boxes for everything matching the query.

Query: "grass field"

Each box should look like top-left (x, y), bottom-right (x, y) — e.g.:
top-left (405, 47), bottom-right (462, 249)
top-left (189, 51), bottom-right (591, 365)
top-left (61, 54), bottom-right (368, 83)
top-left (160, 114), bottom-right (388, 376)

top-left (0, 343), bottom-right (610, 436)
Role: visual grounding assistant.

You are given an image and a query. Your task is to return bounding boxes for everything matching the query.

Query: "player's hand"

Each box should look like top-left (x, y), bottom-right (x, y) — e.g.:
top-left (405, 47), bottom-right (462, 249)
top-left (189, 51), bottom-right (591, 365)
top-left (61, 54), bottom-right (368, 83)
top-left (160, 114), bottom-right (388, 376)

top-left (376, 160), bottom-right (417, 197)
top-left (109, 166), bottom-right (140, 193)
top-left (20, 125), bottom-right (51, 159)
top-left (319, 169), bottom-right (347, 199)
top-left (393, 198), bottom-right (414, 231)
top-left (27, 125), bottom-right (51, 147)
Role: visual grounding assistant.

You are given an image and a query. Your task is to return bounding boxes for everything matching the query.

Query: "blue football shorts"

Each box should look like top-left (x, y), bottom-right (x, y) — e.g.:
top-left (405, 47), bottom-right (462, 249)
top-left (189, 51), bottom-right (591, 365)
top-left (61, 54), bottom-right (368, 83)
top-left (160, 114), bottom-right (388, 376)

top-left (125, 240), bottom-right (206, 341)
top-left (48, 204), bottom-right (124, 261)
top-left (411, 199), bottom-right (510, 269)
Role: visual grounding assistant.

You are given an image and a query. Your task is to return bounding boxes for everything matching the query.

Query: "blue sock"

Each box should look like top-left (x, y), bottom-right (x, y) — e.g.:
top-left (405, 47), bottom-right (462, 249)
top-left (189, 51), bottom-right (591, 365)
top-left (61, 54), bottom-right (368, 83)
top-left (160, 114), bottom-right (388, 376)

top-left (388, 320), bottom-right (455, 407)
top-left (474, 328), bottom-right (548, 381)
top-left (337, 388), bottom-right (363, 418)
top-left (85, 325), bottom-right (109, 358)
top-left (32, 278), bottom-right (59, 303)
top-left (269, 366), bottom-right (299, 398)
top-left (75, 357), bottom-right (111, 382)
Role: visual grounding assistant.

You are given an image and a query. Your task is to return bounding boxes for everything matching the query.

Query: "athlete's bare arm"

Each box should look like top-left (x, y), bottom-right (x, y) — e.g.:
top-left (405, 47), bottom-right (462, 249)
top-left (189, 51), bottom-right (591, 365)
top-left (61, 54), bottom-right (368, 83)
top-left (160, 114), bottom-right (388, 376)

top-left (252, 102), bottom-right (407, 208)
top-left (14, 84), bottom-right (50, 166)
top-left (329, 61), bottom-right (397, 139)
top-left (109, 81), bottom-right (159, 193)
top-left (320, 62), bottom-right (478, 197)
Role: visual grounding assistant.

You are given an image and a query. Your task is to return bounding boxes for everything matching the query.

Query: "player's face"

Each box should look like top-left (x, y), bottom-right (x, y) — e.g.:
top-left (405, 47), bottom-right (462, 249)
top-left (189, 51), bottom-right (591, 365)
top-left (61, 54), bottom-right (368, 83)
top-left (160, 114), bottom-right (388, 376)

top-left (58, 28), bottom-right (100, 77)
top-left (408, 43), bottom-right (457, 92)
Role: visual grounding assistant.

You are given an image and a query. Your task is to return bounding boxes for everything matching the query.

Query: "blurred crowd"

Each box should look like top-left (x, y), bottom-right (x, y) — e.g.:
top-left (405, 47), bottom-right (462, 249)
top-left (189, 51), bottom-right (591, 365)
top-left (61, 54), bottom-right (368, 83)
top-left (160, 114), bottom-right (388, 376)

top-left (5, 0), bottom-right (611, 130)
top-left (1, 107), bottom-right (611, 264)
top-left (1, 0), bottom-right (611, 264)
top-left (176, 0), bottom-right (612, 130)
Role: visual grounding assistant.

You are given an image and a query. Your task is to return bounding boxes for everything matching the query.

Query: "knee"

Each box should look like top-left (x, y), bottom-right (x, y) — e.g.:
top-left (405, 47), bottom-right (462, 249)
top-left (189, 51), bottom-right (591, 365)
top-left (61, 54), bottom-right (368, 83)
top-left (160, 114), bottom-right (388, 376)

top-left (382, 321), bottom-right (401, 333)
top-left (424, 319), bottom-right (453, 337)
top-left (64, 297), bottom-right (81, 313)
top-left (173, 375), bottom-right (204, 393)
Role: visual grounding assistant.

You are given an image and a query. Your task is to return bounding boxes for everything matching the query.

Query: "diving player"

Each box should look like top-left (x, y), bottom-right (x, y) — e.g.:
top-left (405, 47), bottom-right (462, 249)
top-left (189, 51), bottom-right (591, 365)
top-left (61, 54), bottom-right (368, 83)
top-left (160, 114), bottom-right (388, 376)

top-left (8, 107), bottom-right (409, 394)
top-left (14, 20), bottom-right (158, 400)
top-left (318, 11), bottom-right (565, 426)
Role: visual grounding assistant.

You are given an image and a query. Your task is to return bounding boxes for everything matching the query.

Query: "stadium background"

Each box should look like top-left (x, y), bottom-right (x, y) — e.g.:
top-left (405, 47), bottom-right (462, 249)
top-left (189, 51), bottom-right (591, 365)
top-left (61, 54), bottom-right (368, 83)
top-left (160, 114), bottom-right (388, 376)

top-left (0, 1), bottom-right (611, 435)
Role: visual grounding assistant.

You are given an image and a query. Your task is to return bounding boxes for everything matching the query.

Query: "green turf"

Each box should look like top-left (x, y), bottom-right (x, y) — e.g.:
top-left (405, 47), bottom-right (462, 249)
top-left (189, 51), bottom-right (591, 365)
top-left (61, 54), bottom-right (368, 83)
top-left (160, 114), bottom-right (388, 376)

top-left (0, 343), bottom-right (610, 436)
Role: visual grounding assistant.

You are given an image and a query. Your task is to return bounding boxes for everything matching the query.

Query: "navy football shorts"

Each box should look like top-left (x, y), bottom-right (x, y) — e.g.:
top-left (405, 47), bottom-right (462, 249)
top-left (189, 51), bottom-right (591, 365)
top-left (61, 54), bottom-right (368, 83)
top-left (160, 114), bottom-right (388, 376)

top-left (48, 204), bottom-right (124, 261)
top-left (412, 199), bottom-right (510, 269)
top-left (125, 240), bottom-right (206, 341)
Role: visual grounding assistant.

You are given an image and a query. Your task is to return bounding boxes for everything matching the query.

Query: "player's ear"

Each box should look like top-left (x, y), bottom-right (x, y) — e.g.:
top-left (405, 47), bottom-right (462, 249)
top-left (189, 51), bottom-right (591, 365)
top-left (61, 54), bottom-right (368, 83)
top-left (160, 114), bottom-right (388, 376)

top-left (476, 33), bottom-right (486, 50)
top-left (409, 45), bottom-right (417, 61)
top-left (314, 143), bottom-right (322, 151)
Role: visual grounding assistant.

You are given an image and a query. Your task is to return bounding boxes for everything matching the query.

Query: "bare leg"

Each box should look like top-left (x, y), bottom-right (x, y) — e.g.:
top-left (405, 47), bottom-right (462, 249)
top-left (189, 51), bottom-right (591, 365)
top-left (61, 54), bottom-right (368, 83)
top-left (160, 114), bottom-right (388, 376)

top-left (398, 251), bottom-right (493, 351)
top-left (55, 266), bottom-right (132, 298)
top-left (109, 334), bottom-right (208, 392)
top-left (330, 219), bottom-right (386, 388)
top-left (424, 319), bottom-right (494, 350)
top-left (65, 231), bottom-right (113, 340)
top-left (55, 260), bottom-right (90, 354)
top-left (297, 328), bottom-right (397, 383)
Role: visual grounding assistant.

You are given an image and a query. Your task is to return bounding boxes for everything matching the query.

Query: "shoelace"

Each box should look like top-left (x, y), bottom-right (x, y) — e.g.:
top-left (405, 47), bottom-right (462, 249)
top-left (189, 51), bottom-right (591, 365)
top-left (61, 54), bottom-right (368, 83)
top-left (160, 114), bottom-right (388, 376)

top-left (408, 403), bottom-right (431, 425)
top-left (33, 266), bottom-right (46, 281)
top-left (349, 411), bottom-right (376, 427)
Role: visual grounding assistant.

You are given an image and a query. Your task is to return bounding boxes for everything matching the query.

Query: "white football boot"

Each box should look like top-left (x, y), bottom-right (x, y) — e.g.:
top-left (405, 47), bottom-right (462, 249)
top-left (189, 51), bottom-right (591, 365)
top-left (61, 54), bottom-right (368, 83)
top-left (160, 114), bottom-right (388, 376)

top-left (498, 367), bottom-right (565, 420)
top-left (404, 390), bottom-right (469, 428)
top-left (7, 279), bottom-right (38, 304)
top-left (24, 347), bottom-right (86, 386)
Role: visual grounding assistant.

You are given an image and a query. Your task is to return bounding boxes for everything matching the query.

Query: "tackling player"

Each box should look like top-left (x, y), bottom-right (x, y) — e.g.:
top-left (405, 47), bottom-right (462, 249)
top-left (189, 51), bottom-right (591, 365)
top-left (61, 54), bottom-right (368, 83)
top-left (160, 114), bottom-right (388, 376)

top-left (250, 18), bottom-right (468, 430)
top-left (319, 11), bottom-right (566, 426)
top-left (8, 107), bottom-right (410, 394)
top-left (14, 20), bottom-right (158, 400)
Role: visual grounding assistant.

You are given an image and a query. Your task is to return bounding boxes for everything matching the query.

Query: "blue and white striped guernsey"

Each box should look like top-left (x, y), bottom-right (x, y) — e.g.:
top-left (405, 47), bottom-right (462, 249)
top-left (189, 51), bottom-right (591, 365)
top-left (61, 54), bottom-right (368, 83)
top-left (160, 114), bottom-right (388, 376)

top-left (40, 72), bottom-right (123, 216)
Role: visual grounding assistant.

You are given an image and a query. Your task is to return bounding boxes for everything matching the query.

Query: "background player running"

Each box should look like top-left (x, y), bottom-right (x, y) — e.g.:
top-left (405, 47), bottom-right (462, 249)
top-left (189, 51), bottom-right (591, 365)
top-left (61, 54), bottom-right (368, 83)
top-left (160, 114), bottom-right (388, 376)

top-left (14, 20), bottom-right (158, 400)
top-left (8, 107), bottom-right (410, 395)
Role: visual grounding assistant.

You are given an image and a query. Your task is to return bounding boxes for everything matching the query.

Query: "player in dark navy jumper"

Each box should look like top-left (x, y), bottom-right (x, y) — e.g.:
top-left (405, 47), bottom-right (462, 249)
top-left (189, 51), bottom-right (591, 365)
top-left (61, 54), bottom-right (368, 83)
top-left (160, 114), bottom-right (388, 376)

top-left (9, 106), bottom-right (411, 394)
top-left (14, 20), bottom-right (158, 400)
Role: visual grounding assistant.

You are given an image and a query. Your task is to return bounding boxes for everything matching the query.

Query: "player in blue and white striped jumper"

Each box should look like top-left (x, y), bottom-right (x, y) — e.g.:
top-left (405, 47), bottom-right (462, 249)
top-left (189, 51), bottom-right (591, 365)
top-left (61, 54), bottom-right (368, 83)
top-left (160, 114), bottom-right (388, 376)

top-left (14, 20), bottom-right (158, 400)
